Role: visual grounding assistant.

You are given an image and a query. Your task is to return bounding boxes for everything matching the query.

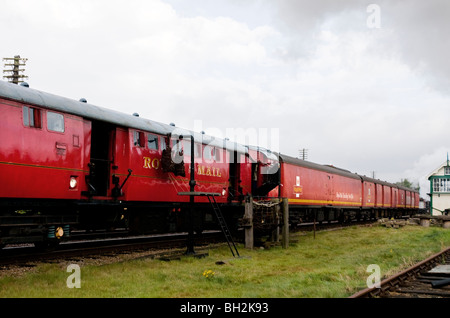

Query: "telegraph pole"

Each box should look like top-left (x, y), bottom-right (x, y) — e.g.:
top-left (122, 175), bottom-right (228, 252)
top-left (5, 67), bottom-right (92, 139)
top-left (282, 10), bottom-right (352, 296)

top-left (3, 55), bottom-right (28, 84)
top-left (299, 148), bottom-right (308, 160)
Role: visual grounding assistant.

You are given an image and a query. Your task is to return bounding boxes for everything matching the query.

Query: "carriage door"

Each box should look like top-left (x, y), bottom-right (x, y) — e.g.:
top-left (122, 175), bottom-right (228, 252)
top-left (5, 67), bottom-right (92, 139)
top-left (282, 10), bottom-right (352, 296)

top-left (87, 120), bottom-right (115, 197)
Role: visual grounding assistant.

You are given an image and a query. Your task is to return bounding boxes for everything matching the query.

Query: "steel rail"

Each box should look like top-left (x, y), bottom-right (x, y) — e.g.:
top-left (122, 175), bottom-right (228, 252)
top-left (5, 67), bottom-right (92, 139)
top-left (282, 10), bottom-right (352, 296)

top-left (0, 231), bottom-right (224, 267)
top-left (350, 246), bottom-right (450, 298)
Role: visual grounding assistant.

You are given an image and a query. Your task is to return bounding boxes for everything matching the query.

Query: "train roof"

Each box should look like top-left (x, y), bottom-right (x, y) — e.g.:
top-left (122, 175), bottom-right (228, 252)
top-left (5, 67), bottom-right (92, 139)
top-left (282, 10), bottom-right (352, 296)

top-left (360, 175), bottom-right (419, 193)
top-left (396, 184), bottom-right (420, 193)
top-left (278, 154), bottom-right (361, 180)
top-left (279, 154), bottom-right (419, 193)
top-left (0, 80), bottom-right (247, 153)
top-left (359, 175), bottom-right (395, 187)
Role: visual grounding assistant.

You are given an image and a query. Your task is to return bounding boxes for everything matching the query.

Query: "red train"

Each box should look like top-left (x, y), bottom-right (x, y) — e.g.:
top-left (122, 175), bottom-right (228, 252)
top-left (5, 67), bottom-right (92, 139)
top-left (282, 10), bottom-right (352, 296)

top-left (0, 80), bottom-right (418, 247)
top-left (270, 155), bottom-right (419, 226)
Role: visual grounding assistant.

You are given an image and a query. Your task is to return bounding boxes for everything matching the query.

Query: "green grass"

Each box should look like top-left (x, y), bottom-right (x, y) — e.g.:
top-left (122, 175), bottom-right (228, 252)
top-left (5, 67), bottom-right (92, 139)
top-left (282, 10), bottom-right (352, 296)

top-left (1, 225), bottom-right (449, 298)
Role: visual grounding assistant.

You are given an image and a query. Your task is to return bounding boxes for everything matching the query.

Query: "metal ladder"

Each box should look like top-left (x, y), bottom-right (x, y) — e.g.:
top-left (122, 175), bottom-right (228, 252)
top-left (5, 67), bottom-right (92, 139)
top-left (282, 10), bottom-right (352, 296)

top-left (206, 194), bottom-right (240, 258)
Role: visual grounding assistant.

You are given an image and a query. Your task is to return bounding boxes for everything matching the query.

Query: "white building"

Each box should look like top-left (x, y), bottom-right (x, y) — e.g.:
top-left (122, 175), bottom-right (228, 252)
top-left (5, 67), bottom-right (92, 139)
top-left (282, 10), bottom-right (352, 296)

top-left (427, 156), bottom-right (450, 216)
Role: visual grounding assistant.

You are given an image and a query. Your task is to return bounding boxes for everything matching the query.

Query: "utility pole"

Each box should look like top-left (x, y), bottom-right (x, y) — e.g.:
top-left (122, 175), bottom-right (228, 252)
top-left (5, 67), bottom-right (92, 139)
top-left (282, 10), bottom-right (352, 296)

top-left (299, 148), bottom-right (308, 160)
top-left (3, 55), bottom-right (28, 84)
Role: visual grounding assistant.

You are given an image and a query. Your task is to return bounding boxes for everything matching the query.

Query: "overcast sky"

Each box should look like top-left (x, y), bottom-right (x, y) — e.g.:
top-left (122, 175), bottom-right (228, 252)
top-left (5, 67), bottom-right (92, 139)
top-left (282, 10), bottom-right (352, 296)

top-left (2, 0), bottom-right (450, 198)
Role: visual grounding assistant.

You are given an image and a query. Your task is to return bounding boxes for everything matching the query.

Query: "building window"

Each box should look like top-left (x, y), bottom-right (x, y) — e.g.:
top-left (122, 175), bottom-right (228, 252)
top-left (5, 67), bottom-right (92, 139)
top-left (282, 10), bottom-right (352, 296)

top-left (445, 166), bottom-right (450, 175)
top-left (147, 133), bottom-right (158, 150)
top-left (23, 106), bottom-right (42, 128)
top-left (47, 111), bottom-right (65, 132)
top-left (433, 178), bottom-right (450, 192)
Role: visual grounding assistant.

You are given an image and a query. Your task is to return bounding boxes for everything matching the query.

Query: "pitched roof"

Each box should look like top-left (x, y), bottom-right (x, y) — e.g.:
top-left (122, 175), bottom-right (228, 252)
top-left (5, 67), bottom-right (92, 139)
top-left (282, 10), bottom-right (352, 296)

top-left (427, 161), bottom-right (450, 179)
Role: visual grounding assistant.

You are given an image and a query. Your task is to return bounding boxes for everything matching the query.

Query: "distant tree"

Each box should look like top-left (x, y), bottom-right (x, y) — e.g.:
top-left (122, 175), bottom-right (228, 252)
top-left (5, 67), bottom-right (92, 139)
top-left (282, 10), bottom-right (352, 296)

top-left (396, 178), bottom-right (419, 191)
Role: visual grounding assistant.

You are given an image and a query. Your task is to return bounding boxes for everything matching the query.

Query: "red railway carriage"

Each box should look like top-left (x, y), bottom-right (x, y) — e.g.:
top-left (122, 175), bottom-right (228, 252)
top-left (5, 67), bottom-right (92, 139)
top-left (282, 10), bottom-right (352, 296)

top-left (82, 118), bottom-right (251, 206)
top-left (119, 129), bottom-right (232, 204)
top-left (0, 98), bottom-right (86, 200)
top-left (278, 155), bottom-right (361, 206)
top-left (276, 155), bottom-right (363, 224)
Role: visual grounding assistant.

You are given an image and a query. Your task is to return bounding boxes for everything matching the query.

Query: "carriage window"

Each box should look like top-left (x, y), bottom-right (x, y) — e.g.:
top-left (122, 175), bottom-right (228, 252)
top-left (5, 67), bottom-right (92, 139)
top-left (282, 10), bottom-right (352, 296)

top-left (204, 145), bottom-right (212, 160)
top-left (133, 131), bottom-right (145, 147)
top-left (47, 111), bottom-right (65, 132)
top-left (214, 147), bottom-right (222, 162)
top-left (147, 134), bottom-right (158, 150)
top-left (180, 141), bottom-right (204, 158)
top-left (182, 140), bottom-right (191, 157)
top-left (194, 143), bottom-right (201, 158)
top-left (23, 106), bottom-right (42, 128)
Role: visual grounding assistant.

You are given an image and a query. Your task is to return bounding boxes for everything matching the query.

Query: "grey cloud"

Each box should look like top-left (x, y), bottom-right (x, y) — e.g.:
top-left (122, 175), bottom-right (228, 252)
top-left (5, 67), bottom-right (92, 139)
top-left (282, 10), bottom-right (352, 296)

top-left (273, 0), bottom-right (450, 93)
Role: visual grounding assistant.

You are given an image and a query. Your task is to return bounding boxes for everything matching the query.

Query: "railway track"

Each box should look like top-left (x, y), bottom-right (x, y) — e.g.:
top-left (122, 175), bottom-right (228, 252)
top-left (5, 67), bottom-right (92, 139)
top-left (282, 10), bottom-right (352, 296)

top-left (0, 231), bottom-right (224, 268)
top-left (293, 219), bottom-right (377, 232)
top-left (0, 218), bottom-right (398, 267)
top-left (350, 247), bottom-right (450, 298)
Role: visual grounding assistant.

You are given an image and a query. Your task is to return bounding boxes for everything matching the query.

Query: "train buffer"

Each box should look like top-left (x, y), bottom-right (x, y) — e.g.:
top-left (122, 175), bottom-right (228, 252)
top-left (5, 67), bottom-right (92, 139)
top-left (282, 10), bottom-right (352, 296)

top-left (178, 192), bottom-right (240, 258)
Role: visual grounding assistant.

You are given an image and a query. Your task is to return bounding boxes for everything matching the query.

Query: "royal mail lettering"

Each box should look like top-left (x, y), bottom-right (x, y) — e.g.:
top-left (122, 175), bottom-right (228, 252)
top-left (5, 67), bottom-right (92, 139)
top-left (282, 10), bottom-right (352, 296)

top-left (197, 165), bottom-right (221, 177)
top-left (143, 156), bottom-right (161, 169)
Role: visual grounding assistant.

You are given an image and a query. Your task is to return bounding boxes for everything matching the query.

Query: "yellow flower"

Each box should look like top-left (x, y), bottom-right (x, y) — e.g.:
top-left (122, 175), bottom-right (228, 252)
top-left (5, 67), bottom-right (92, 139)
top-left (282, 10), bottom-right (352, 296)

top-left (203, 270), bottom-right (215, 279)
